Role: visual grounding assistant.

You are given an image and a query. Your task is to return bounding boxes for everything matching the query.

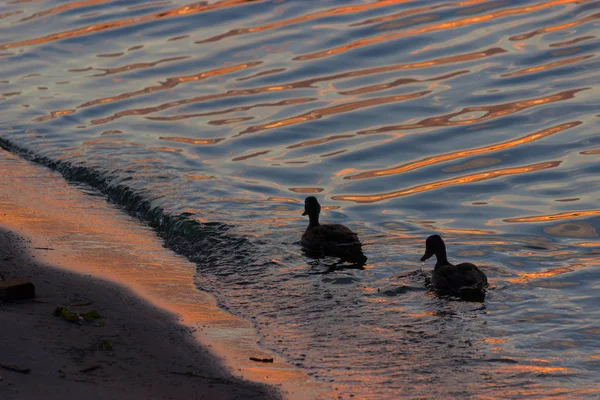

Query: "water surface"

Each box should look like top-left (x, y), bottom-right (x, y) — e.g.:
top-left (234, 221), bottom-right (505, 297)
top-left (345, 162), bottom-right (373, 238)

top-left (1, 0), bottom-right (599, 397)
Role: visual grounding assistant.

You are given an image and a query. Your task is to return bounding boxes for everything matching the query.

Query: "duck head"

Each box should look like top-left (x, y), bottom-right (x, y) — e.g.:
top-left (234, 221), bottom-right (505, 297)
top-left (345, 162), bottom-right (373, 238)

top-left (420, 234), bottom-right (445, 262)
top-left (302, 196), bottom-right (321, 226)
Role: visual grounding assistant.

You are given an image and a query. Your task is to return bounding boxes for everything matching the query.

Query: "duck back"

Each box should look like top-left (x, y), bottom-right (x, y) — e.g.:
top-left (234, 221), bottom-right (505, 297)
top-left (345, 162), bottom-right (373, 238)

top-left (302, 224), bottom-right (365, 263)
top-left (432, 262), bottom-right (488, 301)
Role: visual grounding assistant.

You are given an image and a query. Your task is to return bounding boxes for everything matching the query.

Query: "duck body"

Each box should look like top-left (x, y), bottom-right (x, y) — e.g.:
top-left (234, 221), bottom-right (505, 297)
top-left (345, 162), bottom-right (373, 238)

top-left (421, 235), bottom-right (488, 301)
top-left (301, 197), bottom-right (366, 264)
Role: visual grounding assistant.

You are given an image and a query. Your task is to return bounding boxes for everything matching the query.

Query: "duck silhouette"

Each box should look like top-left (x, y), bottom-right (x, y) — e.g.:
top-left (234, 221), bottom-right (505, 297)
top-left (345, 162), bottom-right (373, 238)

top-left (301, 196), bottom-right (366, 264)
top-left (420, 234), bottom-right (488, 301)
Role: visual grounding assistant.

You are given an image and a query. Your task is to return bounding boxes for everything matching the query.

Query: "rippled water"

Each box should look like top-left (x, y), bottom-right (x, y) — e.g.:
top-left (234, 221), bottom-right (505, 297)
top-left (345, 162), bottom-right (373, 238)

top-left (1, 0), bottom-right (600, 398)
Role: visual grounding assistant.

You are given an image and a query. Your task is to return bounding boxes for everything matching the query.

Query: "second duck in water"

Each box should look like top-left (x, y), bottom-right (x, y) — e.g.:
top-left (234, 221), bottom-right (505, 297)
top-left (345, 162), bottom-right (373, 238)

top-left (301, 196), bottom-right (366, 264)
top-left (420, 234), bottom-right (488, 302)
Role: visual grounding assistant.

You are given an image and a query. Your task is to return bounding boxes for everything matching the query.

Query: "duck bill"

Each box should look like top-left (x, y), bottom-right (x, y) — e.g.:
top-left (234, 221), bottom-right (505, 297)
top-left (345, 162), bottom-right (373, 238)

top-left (420, 251), bottom-right (433, 262)
top-left (302, 208), bottom-right (308, 216)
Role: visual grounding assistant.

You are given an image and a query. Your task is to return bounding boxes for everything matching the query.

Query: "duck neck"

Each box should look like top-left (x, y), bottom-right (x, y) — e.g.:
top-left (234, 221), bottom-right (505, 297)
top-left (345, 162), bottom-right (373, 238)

top-left (307, 212), bottom-right (320, 228)
top-left (434, 248), bottom-right (449, 269)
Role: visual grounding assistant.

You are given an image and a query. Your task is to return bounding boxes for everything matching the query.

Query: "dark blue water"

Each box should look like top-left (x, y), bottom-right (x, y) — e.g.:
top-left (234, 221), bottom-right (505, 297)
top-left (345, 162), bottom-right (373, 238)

top-left (1, 0), bottom-right (599, 397)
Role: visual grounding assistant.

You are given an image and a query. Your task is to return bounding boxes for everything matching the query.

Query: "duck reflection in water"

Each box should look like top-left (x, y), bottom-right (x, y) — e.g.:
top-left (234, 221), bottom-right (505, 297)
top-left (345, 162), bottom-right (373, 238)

top-left (420, 234), bottom-right (488, 302)
top-left (301, 196), bottom-right (367, 269)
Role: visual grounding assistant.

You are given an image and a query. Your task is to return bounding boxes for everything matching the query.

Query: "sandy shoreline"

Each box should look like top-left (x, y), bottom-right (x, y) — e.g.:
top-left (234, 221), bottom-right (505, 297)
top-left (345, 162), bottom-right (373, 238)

top-left (0, 146), bottom-right (323, 400)
top-left (0, 227), bottom-right (279, 399)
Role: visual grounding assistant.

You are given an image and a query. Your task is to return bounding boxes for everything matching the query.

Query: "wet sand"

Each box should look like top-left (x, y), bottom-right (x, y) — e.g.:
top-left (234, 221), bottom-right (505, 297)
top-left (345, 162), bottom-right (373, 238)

top-left (0, 227), bottom-right (279, 400)
top-left (0, 147), bottom-right (322, 400)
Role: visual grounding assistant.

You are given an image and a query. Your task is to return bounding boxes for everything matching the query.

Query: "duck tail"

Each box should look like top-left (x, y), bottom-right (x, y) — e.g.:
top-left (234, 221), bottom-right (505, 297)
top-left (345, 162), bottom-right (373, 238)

top-left (459, 286), bottom-right (485, 302)
top-left (339, 249), bottom-right (367, 265)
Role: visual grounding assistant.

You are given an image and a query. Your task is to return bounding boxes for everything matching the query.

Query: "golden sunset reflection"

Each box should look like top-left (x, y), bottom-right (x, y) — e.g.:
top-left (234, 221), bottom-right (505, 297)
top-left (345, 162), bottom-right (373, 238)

top-left (295, 0), bottom-right (583, 61)
top-left (346, 122), bottom-right (580, 180)
top-left (332, 161), bottom-right (561, 203)
top-left (1, 0), bottom-right (261, 50)
top-left (550, 35), bottom-right (596, 47)
top-left (288, 187), bottom-right (324, 194)
top-left (501, 55), bottom-right (595, 77)
top-left (580, 149), bottom-right (600, 155)
top-left (504, 209), bottom-right (600, 223)
top-left (483, 337), bottom-right (506, 345)
top-left (18, 0), bottom-right (113, 23)
top-left (74, 47), bottom-right (505, 126)
top-left (159, 136), bottom-right (225, 145)
top-left (350, 0), bottom-right (487, 27)
top-left (147, 146), bottom-right (183, 153)
top-left (83, 61), bottom-right (262, 111)
top-left (508, 263), bottom-right (585, 283)
top-left (146, 98), bottom-right (314, 122)
top-left (185, 175), bottom-right (216, 181)
top-left (266, 197), bottom-right (298, 203)
top-left (195, 0), bottom-right (415, 45)
top-left (339, 70), bottom-right (468, 96)
top-left (91, 56), bottom-right (190, 77)
top-left (359, 89), bottom-right (587, 135)
top-left (509, 10), bottom-right (600, 41)
top-left (237, 90), bottom-right (431, 136)
top-left (231, 150), bottom-right (270, 162)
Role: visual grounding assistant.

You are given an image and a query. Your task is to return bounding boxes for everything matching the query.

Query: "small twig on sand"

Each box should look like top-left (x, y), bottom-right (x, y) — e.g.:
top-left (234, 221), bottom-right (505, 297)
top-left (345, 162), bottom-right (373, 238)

top-left (66, 300), bottom-right (94, 307)
top-left (80, 365), bottom-right (101, 373)
top-left (249, 357), bottom-right (274, 363)
top-left (1, 364), bottom-right (31, 374)
top-left (169, 371), bottom-right (230, 383)
top-left (33, 247), bottom-right (54, 250)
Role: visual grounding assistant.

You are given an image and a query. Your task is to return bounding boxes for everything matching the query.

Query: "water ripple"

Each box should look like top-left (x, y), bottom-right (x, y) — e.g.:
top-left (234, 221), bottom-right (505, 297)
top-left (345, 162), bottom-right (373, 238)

top-left (1, 0), bottom-right (599, 397)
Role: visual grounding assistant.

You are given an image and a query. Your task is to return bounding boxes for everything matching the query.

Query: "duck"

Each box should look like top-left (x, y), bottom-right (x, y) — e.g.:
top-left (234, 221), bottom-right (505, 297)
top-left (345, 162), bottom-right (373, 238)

top-left (301, 196), bottom-right (366, 264)
top-left (420, 234), bottom-right (488, 301)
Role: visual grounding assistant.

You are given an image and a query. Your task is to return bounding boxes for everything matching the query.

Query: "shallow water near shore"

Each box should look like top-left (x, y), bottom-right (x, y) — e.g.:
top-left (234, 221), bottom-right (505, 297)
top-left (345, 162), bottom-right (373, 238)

top-left (1, 0), bottom-right (600, 398)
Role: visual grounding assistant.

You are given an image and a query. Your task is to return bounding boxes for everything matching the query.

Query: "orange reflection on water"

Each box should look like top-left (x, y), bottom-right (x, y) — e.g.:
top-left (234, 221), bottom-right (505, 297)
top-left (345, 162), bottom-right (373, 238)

top-left (501, 55), bottom-right (595, 77)
top-left (237, 90), bottom-right (431, 136)
top-left (89, 47), bottom-right (504, 126)
top-left (266, 197), bottom-right (298, 203)
top-left (550, 35), bottom-right (596, 47)
top-left (185, 175), bottom-right (216, 181)
top-left (437, 228), bottom-right (495, 235)
top-left (33, 109), bottom-right (76, 122)
top-left (346, 122), bottom-right (580, 180)
top-left (295, 0), bottom-right (582, 61)
top-left (83, 61), bottom-right (261, 111)
top-left (510, 10), bottom-right (600, 41)
top-left (18, 0), bottom-right (113, 23)
top-left (339, 69), bottom-right (468, 96)
top-left (332, 161), bottom-right (561, 203)
top-left (580, 149), bottom-right (600, 155)
top-left (195, 0), bottom-right (414, 44)
top-left (147, 146), bottom-right (182, 153)
top-left (1, 0), bottom-right (263, 50)
top-left (350, 0), bottom-right (485, 27)
top-left (504, 209), bottom-right (600, 223)
top-left (359, 88), bottom-right (587, 135)
top-left (146, 98), bottom-right (315, 122)
top-left (573, 241), bottom-right (600, 247)
top-left (287, 134), bottom-right (354, 149)
top-left (508, 264), bottom-right (581, 283)
top-left (483, 337), bottom-right (506, 344)
top-left (288, 187), bottom-right (324, 194)
top-left (496, 364), bottom-right (571, 375)
top-left (231, 150), bottom-right (270, 162)
top-left (159, 136), bottom-right (225, 145)
top-left (91, 56), bottom-right (190, 77)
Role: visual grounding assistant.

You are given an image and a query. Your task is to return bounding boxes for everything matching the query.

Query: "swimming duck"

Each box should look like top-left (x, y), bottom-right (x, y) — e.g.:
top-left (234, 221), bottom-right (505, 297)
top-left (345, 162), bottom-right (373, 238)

top-left (420, 234), bottom-right (488, 301)
top-left (301, 196), bottom-right (366, 264)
